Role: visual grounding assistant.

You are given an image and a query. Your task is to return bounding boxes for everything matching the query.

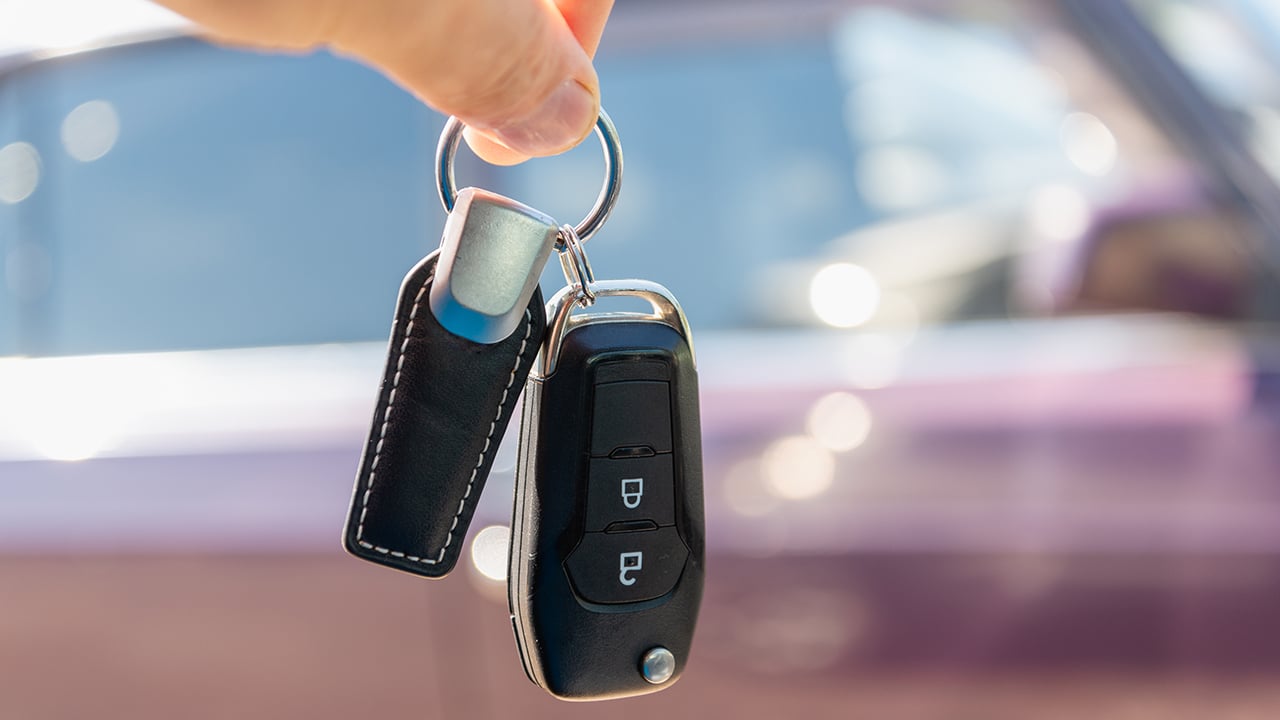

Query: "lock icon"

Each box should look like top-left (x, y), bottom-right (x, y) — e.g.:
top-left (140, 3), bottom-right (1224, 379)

top-left (621, 478), bottom-right (644, 510)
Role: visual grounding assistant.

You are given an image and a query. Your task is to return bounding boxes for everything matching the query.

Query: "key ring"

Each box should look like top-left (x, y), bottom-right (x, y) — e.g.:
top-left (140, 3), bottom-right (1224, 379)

top-left (556, 223), bottom-right (596, 306)
top-left (435, 110), bottom-right (624, 244)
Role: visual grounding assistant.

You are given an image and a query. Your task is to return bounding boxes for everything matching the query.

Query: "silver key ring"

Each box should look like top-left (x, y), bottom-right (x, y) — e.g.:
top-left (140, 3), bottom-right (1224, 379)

top-left (435, 109), bottom-right (623, 244)
top-left (556, 223), bottom-right (596, 306)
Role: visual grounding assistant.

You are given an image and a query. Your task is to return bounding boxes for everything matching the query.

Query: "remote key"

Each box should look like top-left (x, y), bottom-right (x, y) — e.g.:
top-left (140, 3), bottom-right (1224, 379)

top-left (509, 281), bottom-right (705, 701)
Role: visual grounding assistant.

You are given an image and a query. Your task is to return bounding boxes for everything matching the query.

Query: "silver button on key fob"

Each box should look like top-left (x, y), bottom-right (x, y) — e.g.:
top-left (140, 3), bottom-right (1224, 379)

top-left (510, 280), bottom-right (705, 701)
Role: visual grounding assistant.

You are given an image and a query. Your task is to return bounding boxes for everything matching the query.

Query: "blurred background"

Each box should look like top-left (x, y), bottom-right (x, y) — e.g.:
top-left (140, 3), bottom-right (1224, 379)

top-left (3, 0), bottom-right (1280, 717)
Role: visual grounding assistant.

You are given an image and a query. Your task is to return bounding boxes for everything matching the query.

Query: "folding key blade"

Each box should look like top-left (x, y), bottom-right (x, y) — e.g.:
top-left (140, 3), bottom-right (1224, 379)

top-left (430, 187), bottom-right (559, 344)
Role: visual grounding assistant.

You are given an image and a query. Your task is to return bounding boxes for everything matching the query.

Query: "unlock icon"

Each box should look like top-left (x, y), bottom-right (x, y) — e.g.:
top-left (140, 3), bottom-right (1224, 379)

top-left (621, 478), bottom-right (644, 509)
top-left (619, 551), bottom-right (643, 586)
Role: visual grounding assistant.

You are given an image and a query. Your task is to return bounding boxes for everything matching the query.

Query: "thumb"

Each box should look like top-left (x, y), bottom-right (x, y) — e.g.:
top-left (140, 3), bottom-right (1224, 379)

top-left (157, 0), bottom-right (604, 159)
top-left (334, 0), bottom-right (601, 158)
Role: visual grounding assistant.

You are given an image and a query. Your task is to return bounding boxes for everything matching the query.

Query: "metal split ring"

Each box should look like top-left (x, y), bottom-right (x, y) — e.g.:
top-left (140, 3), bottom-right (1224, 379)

top-left (435, 109), bottom-right (624, 244)
top-left (556, 223), bottom-right (596, 306)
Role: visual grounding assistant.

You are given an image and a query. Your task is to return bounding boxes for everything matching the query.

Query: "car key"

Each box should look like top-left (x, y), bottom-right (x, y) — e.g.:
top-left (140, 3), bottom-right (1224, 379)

top-left (343, 108), bottom-right (707, 701)
top-left (510, 269), bottom-right (705, 701)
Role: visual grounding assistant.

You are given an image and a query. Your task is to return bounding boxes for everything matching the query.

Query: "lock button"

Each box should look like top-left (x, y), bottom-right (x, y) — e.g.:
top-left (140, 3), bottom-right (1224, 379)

top-left (564, 527), bottom-right (689, 605)
top-left (590, 381), bottom-right (673, 456)
top-left (585, 454), bottom-right (676, 532)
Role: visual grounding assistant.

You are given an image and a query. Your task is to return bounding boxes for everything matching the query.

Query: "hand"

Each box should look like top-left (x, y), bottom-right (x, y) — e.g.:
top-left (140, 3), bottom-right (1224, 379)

top-left (154, 0), bottom-right (614, 165)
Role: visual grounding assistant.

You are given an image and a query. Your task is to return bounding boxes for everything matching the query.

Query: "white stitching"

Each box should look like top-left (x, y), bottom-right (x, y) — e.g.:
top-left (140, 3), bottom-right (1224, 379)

top-left (433, 312), bottom-right (533, 559)
top-left (355, 269), bottom-right (534, 566)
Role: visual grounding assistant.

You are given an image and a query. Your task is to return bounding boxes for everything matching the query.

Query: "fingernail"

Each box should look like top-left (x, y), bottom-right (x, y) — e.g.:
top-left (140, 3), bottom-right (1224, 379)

top-left (490, 80), bottom-right (596, 156)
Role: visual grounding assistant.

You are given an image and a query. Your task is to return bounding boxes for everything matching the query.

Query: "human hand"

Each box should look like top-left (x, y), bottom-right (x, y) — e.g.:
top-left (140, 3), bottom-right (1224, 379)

top-left (154, 0), bottom-right (614, 165)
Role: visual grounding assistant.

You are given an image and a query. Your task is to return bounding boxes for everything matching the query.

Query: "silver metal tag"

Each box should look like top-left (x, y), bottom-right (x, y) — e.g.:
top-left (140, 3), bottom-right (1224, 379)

top-left (429, 187), bottom-right (560, 343)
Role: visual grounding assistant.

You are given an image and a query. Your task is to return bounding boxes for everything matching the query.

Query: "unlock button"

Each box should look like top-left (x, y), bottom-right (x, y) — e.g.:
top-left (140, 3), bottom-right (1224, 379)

top-left (585, 454), bottom-right (676, 531)
top-left (564, 527), bottom-right (689, 605)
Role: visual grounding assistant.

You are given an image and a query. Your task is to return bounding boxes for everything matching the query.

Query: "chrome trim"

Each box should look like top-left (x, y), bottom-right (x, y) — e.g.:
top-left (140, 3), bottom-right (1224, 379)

top-left (535, 279), bottom-right (696, 378)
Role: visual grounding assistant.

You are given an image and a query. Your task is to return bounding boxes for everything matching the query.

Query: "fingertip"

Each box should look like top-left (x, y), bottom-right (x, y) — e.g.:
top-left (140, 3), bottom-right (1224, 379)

top-left (487, 78), bottom-right (598, 158)
top-left (462, 127), bottom-right (531, 166)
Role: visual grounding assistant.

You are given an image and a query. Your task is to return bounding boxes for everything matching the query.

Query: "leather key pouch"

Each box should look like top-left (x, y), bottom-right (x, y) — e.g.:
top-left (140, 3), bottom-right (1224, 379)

top-left (345, 250), bottom-right (545, 577)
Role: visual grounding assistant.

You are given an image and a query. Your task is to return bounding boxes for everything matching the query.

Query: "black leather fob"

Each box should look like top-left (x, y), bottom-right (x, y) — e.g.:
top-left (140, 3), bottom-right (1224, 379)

top-left (345, 250), bottom-right (546, 577)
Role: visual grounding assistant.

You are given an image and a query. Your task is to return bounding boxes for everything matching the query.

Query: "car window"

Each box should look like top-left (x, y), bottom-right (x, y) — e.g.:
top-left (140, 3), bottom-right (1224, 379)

top-left (0, 0), bottom-right (1261, 357)
top-left (0, 40), bottom-right (445, 356)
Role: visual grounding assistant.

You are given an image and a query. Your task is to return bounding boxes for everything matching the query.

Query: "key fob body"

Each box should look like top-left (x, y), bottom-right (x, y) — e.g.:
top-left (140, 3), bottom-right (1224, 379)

top-left (510, 281), bottom-right (705, 701)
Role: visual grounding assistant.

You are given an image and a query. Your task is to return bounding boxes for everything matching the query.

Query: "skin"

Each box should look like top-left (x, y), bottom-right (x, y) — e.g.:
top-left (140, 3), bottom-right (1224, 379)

top-left (155, 0), bottom-right (615, 165)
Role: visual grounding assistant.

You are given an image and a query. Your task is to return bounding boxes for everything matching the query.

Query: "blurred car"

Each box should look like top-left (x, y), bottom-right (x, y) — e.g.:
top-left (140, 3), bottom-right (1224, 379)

top-left (3, 0), bottom-right (1280, 718)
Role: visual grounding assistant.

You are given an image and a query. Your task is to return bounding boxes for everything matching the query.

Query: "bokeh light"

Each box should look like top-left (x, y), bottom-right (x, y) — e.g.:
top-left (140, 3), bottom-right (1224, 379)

top-left (61, 100), bottom-right (120, 162)
top-left (810, 262), bottom-right (882, 328)
top-left (1060, 112), bottom-right (1118, 176)
top-left (469, 525), bottom-right (510, 582)
top-left (0, 142), bottom-right (41, 204)
top-left (806, 392), bottom-right (873, 452)
top-left (762, 435), bottom-right (836, 500)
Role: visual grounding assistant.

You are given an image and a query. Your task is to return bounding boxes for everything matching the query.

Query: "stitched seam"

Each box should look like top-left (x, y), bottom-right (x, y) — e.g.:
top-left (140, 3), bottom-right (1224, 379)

top-left (354, 270), bottom-right (433, 561)
top-left (355, 275), bottom-right (534, 566)
top-left (435, 309), bottom-right (533, 559)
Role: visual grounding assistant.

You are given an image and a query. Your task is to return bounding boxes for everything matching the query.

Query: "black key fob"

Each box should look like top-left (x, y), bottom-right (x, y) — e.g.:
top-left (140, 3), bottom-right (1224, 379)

top-left (510, 280), bottom-right (705, 701)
